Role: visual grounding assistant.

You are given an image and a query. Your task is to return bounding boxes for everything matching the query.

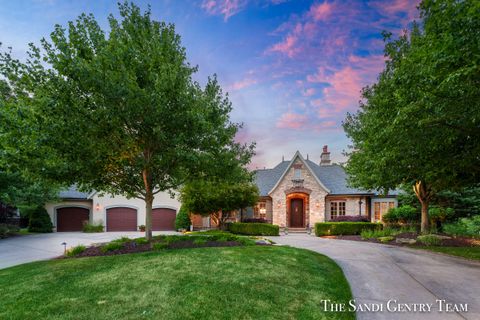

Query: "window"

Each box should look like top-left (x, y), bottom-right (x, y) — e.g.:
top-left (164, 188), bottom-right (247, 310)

top-left (330, 201), bottom-right (345, 219)
top-left (254, 202), bottom-right (266, 219)
top-left (374, 201), bottom-right (396, 221)
top-left (294, 168), bottom-right (302, 179)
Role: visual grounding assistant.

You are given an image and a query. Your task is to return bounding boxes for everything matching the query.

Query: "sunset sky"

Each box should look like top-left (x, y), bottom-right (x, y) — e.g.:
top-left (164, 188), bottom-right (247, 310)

top-left (0, 0), bottom-right (420, 168)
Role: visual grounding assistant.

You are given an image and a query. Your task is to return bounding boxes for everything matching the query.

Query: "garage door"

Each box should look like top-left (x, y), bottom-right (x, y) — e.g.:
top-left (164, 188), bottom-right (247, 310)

top-left (152, 208), bottom-right (176, 231)
top-left (106, 207), bottom-right (137, 231)
top-left (57, 207), bottom-right (89, 232)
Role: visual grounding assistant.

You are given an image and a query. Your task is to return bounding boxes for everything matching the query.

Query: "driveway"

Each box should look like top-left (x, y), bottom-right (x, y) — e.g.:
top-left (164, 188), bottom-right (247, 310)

top-left (0, 231), bottom-right (178, 270)
top-left (269, 234), bottom-right (480, 320)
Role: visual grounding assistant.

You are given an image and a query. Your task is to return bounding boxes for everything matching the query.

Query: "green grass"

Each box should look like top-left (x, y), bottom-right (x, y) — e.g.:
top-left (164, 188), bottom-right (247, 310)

top-left (0, 246), bottom-right (354, 320)
top-left (413, 246), bottom-right (480, 261)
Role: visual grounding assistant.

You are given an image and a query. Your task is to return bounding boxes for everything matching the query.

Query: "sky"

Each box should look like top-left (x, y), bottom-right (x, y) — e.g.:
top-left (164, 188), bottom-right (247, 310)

top-left (0, 0), bottom-right (420, 169)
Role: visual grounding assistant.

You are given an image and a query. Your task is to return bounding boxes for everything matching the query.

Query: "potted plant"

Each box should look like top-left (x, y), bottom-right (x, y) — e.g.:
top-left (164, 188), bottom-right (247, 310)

top-left (138, 225), bottom-right (146, 232)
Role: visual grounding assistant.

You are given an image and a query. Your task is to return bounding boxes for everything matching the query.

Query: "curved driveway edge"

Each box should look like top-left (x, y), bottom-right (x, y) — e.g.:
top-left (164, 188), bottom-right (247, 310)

top-left (268, 234), bottom-right (480, 320)
top-left (0, 231), bottom-right (178, 270)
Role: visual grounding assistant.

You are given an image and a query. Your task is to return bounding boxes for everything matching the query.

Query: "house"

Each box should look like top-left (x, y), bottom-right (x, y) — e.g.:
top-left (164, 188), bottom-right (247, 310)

top-left (45, 187), bottom-right (180, 232)
top-left (193, 146), bottom-right (398, 230)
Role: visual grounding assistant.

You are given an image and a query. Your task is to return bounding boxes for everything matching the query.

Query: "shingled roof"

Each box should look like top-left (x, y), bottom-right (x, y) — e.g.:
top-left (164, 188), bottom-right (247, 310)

top-left (58, 185), bottom-right (90, 199)
top-left (254, 152), bottom-right (396, 197)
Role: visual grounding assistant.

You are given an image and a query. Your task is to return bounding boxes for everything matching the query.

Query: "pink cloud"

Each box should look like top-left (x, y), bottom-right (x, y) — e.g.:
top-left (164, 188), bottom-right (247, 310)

top-left (201, 0), bottom-right (247, 21)
top-left (229, 77), bottom-right (257, 91)
top-left (309, 1), bottom-right (334, 21)
top-left (276, 112), bottom-right (308, 129)
top-left (307, 54), bottom-right (385, 117)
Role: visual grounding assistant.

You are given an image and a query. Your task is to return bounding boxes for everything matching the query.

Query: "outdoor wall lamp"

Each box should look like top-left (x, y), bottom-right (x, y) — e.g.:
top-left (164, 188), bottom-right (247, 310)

top-left (95, 203), bottom-right (100, 211)
top-left (315, 201), bottom-right (320, 208)
top-left (260, 208), bottom-right (266, 214)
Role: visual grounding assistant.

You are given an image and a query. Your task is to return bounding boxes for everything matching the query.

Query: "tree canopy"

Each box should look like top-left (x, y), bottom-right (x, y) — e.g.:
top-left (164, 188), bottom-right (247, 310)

top-left (0, 2), bottom-right (255, 239)
top-left (343, 0), bottom-right (480, 232)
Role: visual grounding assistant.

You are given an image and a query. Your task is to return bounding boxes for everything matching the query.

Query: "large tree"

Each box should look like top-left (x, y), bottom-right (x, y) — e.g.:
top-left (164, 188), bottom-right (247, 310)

top-left (0, 3), bottom-right (254, 240)
top-left (343, 0), bottom-right (480, 232)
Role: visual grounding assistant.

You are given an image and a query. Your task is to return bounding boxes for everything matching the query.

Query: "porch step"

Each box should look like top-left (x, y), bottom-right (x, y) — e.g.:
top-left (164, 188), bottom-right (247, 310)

top-left (286, 228), bottom-right (309, 233)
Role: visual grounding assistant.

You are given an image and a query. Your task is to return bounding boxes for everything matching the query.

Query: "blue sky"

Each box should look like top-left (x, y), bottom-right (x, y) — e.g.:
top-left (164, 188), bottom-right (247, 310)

top-left (0, 0), bottom-right (420, 168)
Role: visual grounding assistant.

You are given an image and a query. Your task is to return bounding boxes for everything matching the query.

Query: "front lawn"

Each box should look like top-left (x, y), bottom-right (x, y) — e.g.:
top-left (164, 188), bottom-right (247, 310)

top-left (413, 246), bottom-right (480, 261)
top-left (0, 246), bottom-right (354, 320)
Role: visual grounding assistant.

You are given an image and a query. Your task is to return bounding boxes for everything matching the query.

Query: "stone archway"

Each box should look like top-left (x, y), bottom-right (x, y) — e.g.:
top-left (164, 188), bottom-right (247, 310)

top-left (285, 192), bottom-right (310, 228)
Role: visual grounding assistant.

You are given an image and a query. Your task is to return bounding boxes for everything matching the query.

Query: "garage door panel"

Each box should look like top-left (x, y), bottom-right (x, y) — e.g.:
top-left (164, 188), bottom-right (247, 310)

top-left (152, 208), bottom-right (176, 231)
top-left (57, 207), bottom-right (89, 232)
top-left (107, 207), bottom-right (137, 231)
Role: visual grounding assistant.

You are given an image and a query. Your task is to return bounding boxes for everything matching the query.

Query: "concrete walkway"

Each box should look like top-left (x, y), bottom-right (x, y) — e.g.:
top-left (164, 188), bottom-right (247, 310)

top-left (269, 234), bottom-right (480, 320)
top-left (0, 231), bottom-right (178, 270)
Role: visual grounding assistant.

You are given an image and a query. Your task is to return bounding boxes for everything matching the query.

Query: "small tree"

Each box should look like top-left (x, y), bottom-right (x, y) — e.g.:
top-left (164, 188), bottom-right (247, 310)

top-left (26, 206), bottom-right (53, 233)
top-left (181, 180), bottom-right (259, 230)
top-left (175, 206), bottom-right (191, 231)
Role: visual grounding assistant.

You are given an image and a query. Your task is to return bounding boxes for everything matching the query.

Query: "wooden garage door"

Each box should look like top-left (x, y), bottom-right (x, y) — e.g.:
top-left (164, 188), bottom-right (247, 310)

top-left (107, 207), bottom-right (137, 231)
top-left (57, 207), bottom-right (89, 232)
top-left (152, 208), bottom-right (176, 231)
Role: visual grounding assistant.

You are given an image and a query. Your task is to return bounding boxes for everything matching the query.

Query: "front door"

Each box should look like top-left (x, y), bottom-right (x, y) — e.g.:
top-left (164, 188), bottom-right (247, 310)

top-left (290, 199), bottom-right (304, 227)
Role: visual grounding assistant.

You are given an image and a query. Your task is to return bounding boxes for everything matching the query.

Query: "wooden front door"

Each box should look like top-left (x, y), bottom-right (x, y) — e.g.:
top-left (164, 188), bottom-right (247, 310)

top-left (290, 199), bottom-right (304, 227)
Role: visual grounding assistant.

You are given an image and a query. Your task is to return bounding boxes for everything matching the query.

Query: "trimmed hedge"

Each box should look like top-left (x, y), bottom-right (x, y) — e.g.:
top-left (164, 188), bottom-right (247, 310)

top-left (228, 222), bottom-right (279, 236)
top-left (315, 222), bottom-right (381, 236)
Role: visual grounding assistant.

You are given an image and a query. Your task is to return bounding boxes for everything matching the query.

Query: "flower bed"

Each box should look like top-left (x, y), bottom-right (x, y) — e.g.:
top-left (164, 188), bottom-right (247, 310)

top-left (64, 233), bottom-right (262, 258)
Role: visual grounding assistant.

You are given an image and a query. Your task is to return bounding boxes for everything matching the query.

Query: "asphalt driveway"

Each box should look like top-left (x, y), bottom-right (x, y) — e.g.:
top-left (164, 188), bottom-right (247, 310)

top-left (0, 231), bottom-right (178, 269)
top-left (269, 234), bottom-right (480, 320)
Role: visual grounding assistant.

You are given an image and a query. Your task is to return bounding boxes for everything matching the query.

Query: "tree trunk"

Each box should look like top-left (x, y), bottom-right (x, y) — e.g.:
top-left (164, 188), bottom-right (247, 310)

top-left (413, 181), bottom-right (431, 234)
top-left (145, 191), bottom-right (153, 241)
top-left (420, 200), bottom-right (429, 234)
top-left (142, 167), bottom-right (153, 241)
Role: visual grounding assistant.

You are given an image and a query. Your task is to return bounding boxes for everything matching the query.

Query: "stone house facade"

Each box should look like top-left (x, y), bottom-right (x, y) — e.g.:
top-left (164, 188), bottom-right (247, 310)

top-left (249, 147), bottom-right (397, 229)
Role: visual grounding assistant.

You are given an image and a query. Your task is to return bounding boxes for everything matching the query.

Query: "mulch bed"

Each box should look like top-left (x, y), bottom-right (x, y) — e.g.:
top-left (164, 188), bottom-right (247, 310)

top-left (62, 239), bottom-right (262, 259)
top-left (324, 233), bottom-right (479, 247)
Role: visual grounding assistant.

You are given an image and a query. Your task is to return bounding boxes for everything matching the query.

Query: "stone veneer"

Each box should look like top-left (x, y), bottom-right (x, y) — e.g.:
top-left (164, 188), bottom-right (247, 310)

top-left (269, 158), bottom-right (328, 227)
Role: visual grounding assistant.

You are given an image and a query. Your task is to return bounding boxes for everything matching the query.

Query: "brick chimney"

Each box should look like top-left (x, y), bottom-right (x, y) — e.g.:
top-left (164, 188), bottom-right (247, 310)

top-left (320, 145), bottom-right (331, 166)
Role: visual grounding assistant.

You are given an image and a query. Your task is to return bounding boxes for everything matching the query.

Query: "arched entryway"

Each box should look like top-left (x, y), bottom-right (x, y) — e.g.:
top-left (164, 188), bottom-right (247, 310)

top-left (285, 192), bottom-right (310, 228)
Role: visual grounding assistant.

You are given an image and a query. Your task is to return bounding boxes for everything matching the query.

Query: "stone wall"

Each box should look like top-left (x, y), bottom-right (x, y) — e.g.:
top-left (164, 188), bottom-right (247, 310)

top-left (270, 158), bottom-right (328, 227)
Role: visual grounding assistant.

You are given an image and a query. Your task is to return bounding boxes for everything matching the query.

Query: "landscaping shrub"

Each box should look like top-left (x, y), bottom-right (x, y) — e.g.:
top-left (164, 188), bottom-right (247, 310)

top-left (330, 215), bottom-right (369, 222)
top-left (315, 222), bottom-right (380, 236)
top-left (82, 222), bottom-right (104, 233)
top-left (378, 236), bottom-right (394, 243)
top-left (112, 236), bottom-right (131, 244)
top-left (0, 224), bottom-right (20, 238)
top-left (175, 206), bottom-right (191, 230)
top-left (101, 242), bottom-right (124, 252)
top-left (135, 237), bottom-right (149, 245)
top-left (242, 218), bottom-right (268, 223)
top-left (382, 205), bottom-right (419, 224)
top-left (361, 227), bottom-right (397, 239)
top-left (27, 206), bottom-right (53, 233)
top-left (417, 235), bottom-right (441, 246)
top-left (193, 238), bottom-right (208, 245)
top-left (66, 245), bottom-right (86, 257)
top-left (443, 215), bottom-right (480, 237)
top-left (152, 242), bottom-right (168, 250)
top-left (228, 222), bottom-right (279, 236)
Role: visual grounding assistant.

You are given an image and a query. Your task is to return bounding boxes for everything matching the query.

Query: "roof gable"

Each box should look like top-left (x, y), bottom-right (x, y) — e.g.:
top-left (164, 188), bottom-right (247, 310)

top-left (267, 151), bottom-right (330, 195)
